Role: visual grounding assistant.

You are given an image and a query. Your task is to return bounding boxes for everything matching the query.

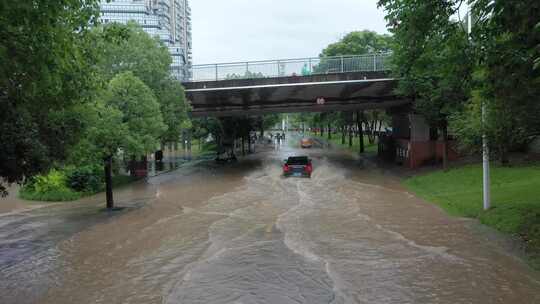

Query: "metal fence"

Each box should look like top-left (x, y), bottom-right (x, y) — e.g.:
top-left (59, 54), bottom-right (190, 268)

top-left (188, 53), bottom-right (392, 82)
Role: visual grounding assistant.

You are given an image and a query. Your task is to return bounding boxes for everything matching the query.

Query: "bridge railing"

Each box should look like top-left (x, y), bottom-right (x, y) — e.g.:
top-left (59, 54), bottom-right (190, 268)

top-left (187, 53), bottom-right (392, 82)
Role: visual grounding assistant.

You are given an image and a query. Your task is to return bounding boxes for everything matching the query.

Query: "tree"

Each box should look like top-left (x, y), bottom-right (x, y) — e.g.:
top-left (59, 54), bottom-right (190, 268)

top-left (257, 114), bottom-right (282, 137)
top-left (0, 0), bottom-right (101, 195)
top-left (316, 30), bottom-right (393, 152)
top-left (92, 72), bottom-right (166, 209)
top-left (93, 23), bottom-right (189, 147)
top-left (363, 110), bottom-right (389, 144)
top-left (83, 103), bottom-right (129, 209)
top-left (95, 22), bottom-right (172, 92)
top-left (320, 30), bottom-right (393, 57)
top-left (459, 0), bottom-right (540, 164)
top-left (156, 78), bottom-right (192, 145)
top-left (377, 0), bottom-right (474, 169)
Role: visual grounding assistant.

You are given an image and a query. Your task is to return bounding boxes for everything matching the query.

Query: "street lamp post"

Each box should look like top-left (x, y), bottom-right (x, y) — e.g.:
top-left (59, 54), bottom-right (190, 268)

top-left (468, 7), bottom-right (490, 210)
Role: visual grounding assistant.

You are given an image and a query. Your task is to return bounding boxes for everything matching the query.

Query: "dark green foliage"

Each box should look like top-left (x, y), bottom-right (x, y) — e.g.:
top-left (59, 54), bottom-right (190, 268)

top-left (464, 0), bottom-right (540, 163)
top-left (65, 165), bottom-right (104, 193)
top-left (377, 0), bottom-right (473, 131)
top-left (378, 0), bottom-right (540, 164)
top-left (0, 0), bottom-right (101, 194)
top-left (103, 71), bottom-right (167, 156)
top-left (320, 30), bottom-right (393, 56)
top-left (156, 78), bottom-right (191, 144)
top-left (95, 22), bottom-right (172, 91)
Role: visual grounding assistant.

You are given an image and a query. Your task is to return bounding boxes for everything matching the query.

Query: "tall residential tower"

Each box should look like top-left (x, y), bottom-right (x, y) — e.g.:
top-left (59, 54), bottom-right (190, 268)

top-left (99, 0), bottom-right (192, 80)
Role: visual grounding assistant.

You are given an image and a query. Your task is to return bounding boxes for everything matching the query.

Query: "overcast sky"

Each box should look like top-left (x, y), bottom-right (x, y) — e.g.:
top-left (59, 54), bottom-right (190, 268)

top-left (190, 0), bottom-right (389, 64)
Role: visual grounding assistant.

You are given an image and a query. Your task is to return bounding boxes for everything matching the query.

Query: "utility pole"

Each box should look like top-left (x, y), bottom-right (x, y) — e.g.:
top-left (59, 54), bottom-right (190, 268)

top-left (468, 6), bottom-right (490, 210)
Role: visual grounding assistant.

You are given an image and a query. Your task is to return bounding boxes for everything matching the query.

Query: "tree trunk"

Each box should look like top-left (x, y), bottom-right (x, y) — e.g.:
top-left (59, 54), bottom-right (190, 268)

top-left (500, 144), bottom-right (510, 166)
top-left (104, 155), bottom-right (114, 210)
top-left (357, 111), bottom-right (364, 153)
top-left (441, 126), bottom-right (448, 171)
top-left (327, 123), bottom-right (331, 140)
top-left (348, 125), bottom-right (353, 147)
top-left (187, 131), bottom-right (192, 160)
top-left (242, 136), bottom-right (246, 156)
top-left (129, 156), bottom-right (136, 177)
top-left (248, 135), bottom-right (252, 154)
top-left (367, 120), bottom-right (376, 144)
top-left (341, 126), bottom-right (346, 145)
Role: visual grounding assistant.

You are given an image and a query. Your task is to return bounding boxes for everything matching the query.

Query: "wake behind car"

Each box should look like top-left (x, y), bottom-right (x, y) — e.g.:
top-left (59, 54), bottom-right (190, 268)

top-left (283, 156), bottom-right (312, 178)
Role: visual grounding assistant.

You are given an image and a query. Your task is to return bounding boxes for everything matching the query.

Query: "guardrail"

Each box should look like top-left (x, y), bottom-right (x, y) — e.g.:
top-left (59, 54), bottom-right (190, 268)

top-left (187, 53), bottom-right (392, 82)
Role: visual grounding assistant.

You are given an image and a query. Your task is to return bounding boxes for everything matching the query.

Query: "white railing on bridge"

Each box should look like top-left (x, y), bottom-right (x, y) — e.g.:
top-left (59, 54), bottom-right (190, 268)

top-left (187, 53), bottom-right (392, 82)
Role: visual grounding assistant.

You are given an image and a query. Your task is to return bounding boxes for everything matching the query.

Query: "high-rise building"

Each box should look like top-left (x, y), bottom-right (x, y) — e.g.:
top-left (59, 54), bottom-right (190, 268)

top-left (99, 0), bottom-right (192, 80)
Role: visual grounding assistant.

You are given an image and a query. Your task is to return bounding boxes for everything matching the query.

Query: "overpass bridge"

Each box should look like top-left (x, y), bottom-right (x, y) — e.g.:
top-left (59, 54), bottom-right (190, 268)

top-left (181, 54), bottom-right (451, 169)
top-left (182, 53), bottom-right (410, 117)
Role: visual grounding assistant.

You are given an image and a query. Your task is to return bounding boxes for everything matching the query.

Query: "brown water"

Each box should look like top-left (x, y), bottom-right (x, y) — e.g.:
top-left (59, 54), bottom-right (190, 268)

top-left (1, 136), bottom-right (540, 304)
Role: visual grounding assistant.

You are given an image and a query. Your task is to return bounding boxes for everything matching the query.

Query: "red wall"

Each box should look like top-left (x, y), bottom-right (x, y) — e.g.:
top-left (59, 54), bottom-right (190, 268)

top-left (395, 139), bottom-right (459, 168)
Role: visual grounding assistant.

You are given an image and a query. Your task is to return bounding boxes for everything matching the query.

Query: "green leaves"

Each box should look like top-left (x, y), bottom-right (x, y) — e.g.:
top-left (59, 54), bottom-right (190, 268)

top-left (0, 0), bottom-right (101, 193)
top-left (380, 0), bottom-right (540, 164)
top-left (93, 22), bottom-right (190, 145)
top-left (320, 30), bottom-right (393, 57)
top-left (156, 78), bottom-right (191, 143)
top-left (103, 72), bottom-right (167, 157)
top-left (95, 22), bottom-right (172, 92)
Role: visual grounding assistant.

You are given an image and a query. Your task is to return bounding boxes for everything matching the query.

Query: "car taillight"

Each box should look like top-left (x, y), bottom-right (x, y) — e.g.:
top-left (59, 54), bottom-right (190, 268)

top-left (283, 164), bottom-right (290, 172)
top-left (305, 164), bottom-right (312, 173)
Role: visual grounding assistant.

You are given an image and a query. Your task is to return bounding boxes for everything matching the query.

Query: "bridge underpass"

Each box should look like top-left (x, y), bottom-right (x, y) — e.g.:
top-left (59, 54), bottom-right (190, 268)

top-left (182, 54), bottom-right (457, 168)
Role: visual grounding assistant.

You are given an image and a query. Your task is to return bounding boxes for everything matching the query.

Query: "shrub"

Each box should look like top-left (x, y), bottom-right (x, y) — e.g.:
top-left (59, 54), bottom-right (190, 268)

top-left (20, 169), bottom-right (81, 202)
top-left (65, 164), bottom-right (104, 193)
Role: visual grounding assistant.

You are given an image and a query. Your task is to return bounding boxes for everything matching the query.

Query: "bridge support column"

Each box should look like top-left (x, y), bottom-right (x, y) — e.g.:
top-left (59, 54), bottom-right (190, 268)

top-left (357, 111), bottom-right (364, 154)
top-left (389, 113), bottom-right (433, 169)
top-left (408, 114), bottom-right (431, 169)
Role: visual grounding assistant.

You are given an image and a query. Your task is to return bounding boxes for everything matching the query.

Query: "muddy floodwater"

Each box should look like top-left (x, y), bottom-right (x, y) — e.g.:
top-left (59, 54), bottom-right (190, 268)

top-left (1, 136), bottom-right (540, 304)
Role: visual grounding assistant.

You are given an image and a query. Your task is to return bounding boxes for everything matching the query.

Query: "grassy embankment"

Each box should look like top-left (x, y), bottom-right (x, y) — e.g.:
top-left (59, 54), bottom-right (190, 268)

top-left (404, 163), bottom-right (540, 268)
top-left (308, 132), bottom-right (378, 153)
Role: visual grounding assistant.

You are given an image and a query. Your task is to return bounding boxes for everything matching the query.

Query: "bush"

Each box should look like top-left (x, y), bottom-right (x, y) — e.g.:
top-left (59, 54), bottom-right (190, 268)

top-left (19, 165), bottom-right (136, 202)
top-left (20, 169), bottom-right (81, 202)
top-left (65, 164), bottom-right (104, 193)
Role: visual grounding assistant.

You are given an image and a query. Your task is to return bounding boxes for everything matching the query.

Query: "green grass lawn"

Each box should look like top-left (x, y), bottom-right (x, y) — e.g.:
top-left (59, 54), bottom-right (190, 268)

top-left (308, 132), bottom-right (378, 153)
top-left (404, 163), bottom-right (540, 268)
top-left (191, 139), bottom-right (217, 158)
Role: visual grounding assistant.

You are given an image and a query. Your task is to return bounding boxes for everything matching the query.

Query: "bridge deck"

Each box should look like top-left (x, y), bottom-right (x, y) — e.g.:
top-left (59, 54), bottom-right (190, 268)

top-left (183, 54), bottom-right (407, 117)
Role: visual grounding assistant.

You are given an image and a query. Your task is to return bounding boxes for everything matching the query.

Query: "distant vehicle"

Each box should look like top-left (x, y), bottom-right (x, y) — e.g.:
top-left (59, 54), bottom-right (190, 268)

top-left (283, 156), bottom-right (312, 178)
top-left (300, 138), bottom-right (313, 148)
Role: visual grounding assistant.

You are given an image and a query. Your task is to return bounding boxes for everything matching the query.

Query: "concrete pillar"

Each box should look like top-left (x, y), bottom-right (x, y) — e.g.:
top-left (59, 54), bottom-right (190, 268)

top-left (392, 113), bottom-right (410, 139)
top-left (409, 114), bottom-right (430, 142)
top-left (408, 114), bottom-right (433, 168)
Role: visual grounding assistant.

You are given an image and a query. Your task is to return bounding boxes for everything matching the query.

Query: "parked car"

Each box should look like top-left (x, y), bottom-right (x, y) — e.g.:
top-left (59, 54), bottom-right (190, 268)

top-left (283, 156), bottom-right (312, 178)
top-left (300, 138), bottom-right (313, 148)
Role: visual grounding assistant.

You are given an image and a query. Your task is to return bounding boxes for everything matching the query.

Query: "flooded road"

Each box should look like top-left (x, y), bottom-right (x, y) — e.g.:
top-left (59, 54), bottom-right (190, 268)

top-left (1, 136), bottom-right (540, 303)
